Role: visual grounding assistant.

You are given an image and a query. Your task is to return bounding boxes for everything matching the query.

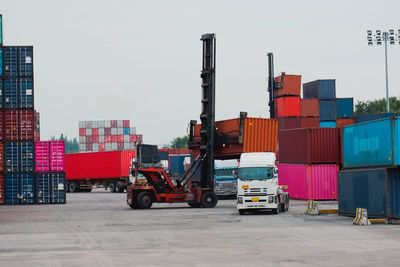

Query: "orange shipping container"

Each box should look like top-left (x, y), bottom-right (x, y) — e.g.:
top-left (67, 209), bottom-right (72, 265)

top-left (274, 73), bottom-right (301, 97)
top-left (192, 117), bottom-right (278, 158)
top-left (300, 99), bottom-right (319, 117)
top-left (336, 118), bottom-right (354, 128)
top-left (274, 96), bottom-right (301, 118)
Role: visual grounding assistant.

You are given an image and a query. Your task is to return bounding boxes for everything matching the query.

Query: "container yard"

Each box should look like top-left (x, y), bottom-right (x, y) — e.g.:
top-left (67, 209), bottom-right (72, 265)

top-left (1, 2), bottom-right (400, 266)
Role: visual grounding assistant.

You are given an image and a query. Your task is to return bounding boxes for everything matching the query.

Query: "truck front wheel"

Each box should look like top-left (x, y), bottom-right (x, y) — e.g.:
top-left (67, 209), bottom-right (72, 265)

top-left (238, 209), bottom-right (246, 215)
top-left (137, 191), bottom-right (153, 209)
top-left (272, 204), bottom-right (281, 214)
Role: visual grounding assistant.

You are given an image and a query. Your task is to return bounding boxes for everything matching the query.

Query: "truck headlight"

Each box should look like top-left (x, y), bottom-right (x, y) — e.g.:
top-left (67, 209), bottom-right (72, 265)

top-left (268, 196), bottom-right (274, 203)
top-left (238, 197), bottom-right (243, 204)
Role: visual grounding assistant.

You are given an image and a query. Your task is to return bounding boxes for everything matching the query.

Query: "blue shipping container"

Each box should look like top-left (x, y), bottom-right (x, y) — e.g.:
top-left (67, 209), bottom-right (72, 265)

top-left (36, 172), bottom-right (66, 204)
top-left (3, 46), bottom-right (18, 77)
top-left (336, 98), bottom-right (353, 119)
top-left (0, 14), bottom-right (2, 45)
top-left (319, 121), bottom-right (336, 128)
top-left (123, 127), bottom-right (130, 135)
top-left (319, 100), bottom-right (336, 121)
top-left (3, 46), bottom-right (33, 77)
top-left (0, 47), bottom-right (2, 76)
top-left (4, 78), bottom-right (34, 108)
top-left (158, 150), bottom-right (169, 161)
top-left (338, 168), bottom-right (400, 219)
top-left (169, 155), bottom-right (189, 177)
top-left (342, 117), bottom-right (400, 168)
top-left (354, 113), bottom-right (381, 124)
top-left (4, 78), bottom-right (18, 108)
top-left (5, 142), bottom-right (35, 172)
top-left (5, 172), bottom-right (35, 204)
top-left (303, 79), bottom-right (336, 100)
top-left (0, 80), bottom-right (3, 108)
top-left (381, 112), bottom-right (397, 118)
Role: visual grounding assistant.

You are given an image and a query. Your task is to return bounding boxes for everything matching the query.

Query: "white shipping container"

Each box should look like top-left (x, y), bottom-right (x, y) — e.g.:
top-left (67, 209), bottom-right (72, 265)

top-left (112, 143), bottom-right (118, 150)
top-left (124, 135), bottom-right (130, 142)
top-left (79, 121), bottom-right (85, 128)
top-left (79, 144), bottom-right (86, 151)
top-left (93, 143), bottom-right (99, 151)
top-left (99, 136), bottom-right (105, 143)
top-left (111, 128), bottom-right (117, 135)
top-left (99, 120), bottom-right (105, 128)
top-left (124, 143), bottom-right (130, 150)
top-left (92, 121), bottom-right (99, 128)
top-left (105, 120), bottom-right (111, 128)
top-left (130, 127), bottom-right (137, 134)
top-left (105, 143), bottom-right (112, 151)
top-left (86, 128), bottom-right (92, 136)
top-left (117, 128), bottom-right (123, 135)
top-left (99, 128), bottom-right (105, 136)
top-left (79, 136), bottom-right (86, 144)
top-left (85, 121), bottom-right (92, 128)
top-left (117, 120), bottom-right (123, 128)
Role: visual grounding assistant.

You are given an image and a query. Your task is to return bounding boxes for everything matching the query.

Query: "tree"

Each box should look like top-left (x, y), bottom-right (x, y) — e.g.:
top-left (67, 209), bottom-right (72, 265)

top-left (50, 134), bottom-right (80, 153)
top-left (355, 96), bottom-right (400, 116)
top-left (164, 135), bottom-right (189, 149)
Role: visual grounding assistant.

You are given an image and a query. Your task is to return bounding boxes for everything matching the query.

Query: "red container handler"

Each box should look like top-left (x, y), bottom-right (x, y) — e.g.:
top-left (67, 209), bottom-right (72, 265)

top-left (279, 128), bottom-right (339, 164)
top-left (274, 96), bottom-right (301, 118)
top-left (0, 174), bottom-right (4, 204)
top-left (65, 150), bottom-right (135, 180)
top-left (35, 141), bottom-right (65, 172)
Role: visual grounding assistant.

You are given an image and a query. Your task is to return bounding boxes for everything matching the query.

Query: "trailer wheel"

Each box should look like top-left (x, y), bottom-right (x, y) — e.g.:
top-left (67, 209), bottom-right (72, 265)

top-left (116, 183), bottom-right (124, 193)
top-left (201, 191), bottom-right (218, 208)
top-left (69, 182), bottom-right (79, 193)
top-left (188, 202), bottom-right (202, 208)
top-left (137, 191), bottom-right (153, 209)
top-left (109, 183), bottom-right (116, 193)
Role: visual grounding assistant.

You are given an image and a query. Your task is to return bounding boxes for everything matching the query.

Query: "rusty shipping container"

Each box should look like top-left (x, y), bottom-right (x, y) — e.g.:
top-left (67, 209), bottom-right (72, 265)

top-left (192, 117), bottom-right (278, 158)
top-left (278, 117), bottom-right (301, 131)
top-left (336, 118), bottom-right (354, 128)
top-left (19, 110), bottom-right (35, 141)
top-left (274, 73), bottom-right (301, 97)
top-left (300, 99), bottom-right (319, 117)
top-left (274, 96), bottom-right (301, 118)
top-left (5, 110), bottom-right (19, 141)
top-left (278, 128), bottom-right (339, 164)
top-left (300, 117), bottom-right (319, 128)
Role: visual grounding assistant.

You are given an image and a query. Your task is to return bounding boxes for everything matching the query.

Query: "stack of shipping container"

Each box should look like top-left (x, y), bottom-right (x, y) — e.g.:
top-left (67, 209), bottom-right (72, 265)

top-left (0, 15), bottom-right (65, 205)
top-left (338, 117), bottom-right (400, 219)
top-left (78, 120), bottom-right (142, 152)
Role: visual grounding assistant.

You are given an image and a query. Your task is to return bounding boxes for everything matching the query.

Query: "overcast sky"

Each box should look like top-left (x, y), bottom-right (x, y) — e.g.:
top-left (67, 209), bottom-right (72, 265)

top-left (2, 0), bottom-right (400, 145)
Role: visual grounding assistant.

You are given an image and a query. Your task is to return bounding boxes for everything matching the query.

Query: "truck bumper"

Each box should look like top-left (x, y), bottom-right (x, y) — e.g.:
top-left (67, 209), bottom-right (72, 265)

top-left (237, 195), bottom-right (278, 210)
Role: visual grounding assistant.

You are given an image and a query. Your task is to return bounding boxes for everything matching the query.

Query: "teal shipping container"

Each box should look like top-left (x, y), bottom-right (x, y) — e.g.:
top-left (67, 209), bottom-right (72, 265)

top-left (342, 117), bottom-right (400, 168)
top-left (0, 14), bottom-right (2, 45)
top-left (336, 98), bottom-right (353, 118)
top-left (319, 121), bottom-right (336, 128)
top-left (338, 168), bottom-right (400, 219)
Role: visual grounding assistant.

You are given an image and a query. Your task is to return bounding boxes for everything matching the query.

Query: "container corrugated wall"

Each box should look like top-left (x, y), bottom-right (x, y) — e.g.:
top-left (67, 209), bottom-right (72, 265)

top-left (300, 117), bottom-right (319, 128)
top-left (4, 78), bottom-right (34, 108)
top-left (303, 79), bottom-right (336, 100)
top-left (5, 172), bottom-right (35, 204)
top-left (36, 172), bottom-right (66, 204)
top-left (274, 74), bottom-right (301, 97)
top-left (243, 117), bottom-right (278, 154)
top-left (319, 100), bottom-right (336, 121)
top-left (300, 99), bottom-right (319, 117)
top-left (274, 96), bottom-right (301, 118)
top-left (35, 141), bottom-right (65, 172)
top-left (5, 142), bottom-right (35, 172)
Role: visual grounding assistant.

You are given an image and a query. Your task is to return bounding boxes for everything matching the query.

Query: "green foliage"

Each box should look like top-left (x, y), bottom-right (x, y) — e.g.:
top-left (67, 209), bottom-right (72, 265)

top-left (164, 135), bottom-right (189, 149)
top-left (355, 97), bottom-right (400, 116)
top-left (50, 134), bottom-right (79, 153)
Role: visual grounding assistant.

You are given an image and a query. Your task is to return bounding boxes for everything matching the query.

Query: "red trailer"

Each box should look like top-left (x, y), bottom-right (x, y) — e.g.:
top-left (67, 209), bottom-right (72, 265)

top-left (65, 150), bottom-right (135, 193)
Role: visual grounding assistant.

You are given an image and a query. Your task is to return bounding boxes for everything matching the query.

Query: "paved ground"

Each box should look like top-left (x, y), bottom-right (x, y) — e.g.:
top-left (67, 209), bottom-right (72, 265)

top-left (1, 189), bottom-right (400, 266)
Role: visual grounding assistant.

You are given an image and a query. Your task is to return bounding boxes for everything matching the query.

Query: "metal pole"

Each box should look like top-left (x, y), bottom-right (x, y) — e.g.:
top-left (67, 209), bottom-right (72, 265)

top-left (384, 32), bottom-right (390, 113)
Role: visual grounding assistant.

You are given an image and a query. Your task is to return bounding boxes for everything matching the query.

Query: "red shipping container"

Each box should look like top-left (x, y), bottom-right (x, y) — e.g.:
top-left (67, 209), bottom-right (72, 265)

top-left (0, 111), bottom-right (3, 141)
top-left (274, 96), bottom-right (300, 118)
top-left (130, 135), bottom-right (137, 143)
top-left (65, 150), bottom-right (136, 180)
top-left (300, 99), bottom-right (319, 117)
top-left (0, 174), bottom-right (4, 204)
top-left (87, 136), bottom-right (93, 144)
top-left (86, 143), bottom-right (93, 151)
top-left (19, 110), bottom-right (35, 141)
top-left (274, 73), bottom-right (301, 97)
top-left (105, 136), bottom-right (112, 143)
top-left (278, 128), bottom-right (339, 164)
top-left (99, 143), bottom-right (105, 151)
top-left (278, 117), bottom-right (301, 131)
top-left (118, 135), bottom-right (124, 143)
top-left (79, 128), bottom-right (86, 136)
top-left (300, 117), bottom-right (319, 128)
top-left (92, 128), bottom-right (99, 136)
top-left (123, 120), bottom-right (130, 128)
top-left (336, 118), bottom-right (354, 128)
top-left (105, 128), bottom-right (111, 136)
top-left (110, 120), bottom-right (118, 127)
top-left (92, 135), bottom-right (99, 143)
top-left (5, 110), bottom-right (19, 141)
top-left (169, 148), bottom-right (190, 155)
top-left (117, 143), bottom-right (124, 150)
top-left (112, 135), bottom-right (118, 143)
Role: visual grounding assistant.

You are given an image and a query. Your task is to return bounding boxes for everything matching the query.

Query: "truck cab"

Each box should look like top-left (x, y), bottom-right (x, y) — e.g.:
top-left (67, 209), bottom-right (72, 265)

top-left (237, 152), bottom-right (288, 215)
top-left (214, 159), bottom-right (239, 197)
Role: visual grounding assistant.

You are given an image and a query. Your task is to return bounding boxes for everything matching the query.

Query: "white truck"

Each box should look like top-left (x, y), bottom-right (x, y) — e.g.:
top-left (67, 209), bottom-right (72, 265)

top-left (237, 152), bottom-right (289, 215)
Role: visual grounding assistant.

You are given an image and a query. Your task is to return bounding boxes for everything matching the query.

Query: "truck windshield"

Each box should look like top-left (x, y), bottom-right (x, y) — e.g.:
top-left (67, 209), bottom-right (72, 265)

top-left (238, 167), bottom-right (274, 180)
top-left (215, 169), bottom-right (237, 177)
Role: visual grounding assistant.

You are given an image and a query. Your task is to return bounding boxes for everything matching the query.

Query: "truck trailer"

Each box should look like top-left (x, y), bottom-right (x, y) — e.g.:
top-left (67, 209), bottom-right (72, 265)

top-left (65, 150), bottom-right (135, 193)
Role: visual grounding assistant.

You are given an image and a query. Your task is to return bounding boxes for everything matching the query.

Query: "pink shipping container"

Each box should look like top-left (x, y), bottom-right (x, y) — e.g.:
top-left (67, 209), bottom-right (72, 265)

top-left (130, 135), bottom-right (137, 143)
top-left (278, 163), bottom-right (338, 200)
top-left (123, 120), bottom-right (130, 127)
top-left (112, 135), bottom-right (118, 143)
top-left (35, 141), bottom-right (65, 172)
top-left (79, 128), bottom-right (86, 136)
top-left (92, 135), bottom-right (99, 143)
top-left (105, 128), bottom-right (111, 136)
top-left (92, 128), bottom-right (99, 136)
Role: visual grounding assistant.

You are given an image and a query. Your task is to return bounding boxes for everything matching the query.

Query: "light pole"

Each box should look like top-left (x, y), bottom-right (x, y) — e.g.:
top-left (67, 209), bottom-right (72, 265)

top-left (367, 29), bottom-right (400, 113)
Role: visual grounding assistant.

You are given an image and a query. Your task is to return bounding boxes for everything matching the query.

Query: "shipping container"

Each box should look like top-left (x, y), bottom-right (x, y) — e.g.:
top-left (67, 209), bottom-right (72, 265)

top-left (92, 128), bottom-right (99, 136)
top-left (4, 78), bottom-right (18, 108)
top-left (19, 109), bottom-right (35, 141)
top-left (98, 121), bottom-right (105, 128)
top-left (105, 136), bottom-right (112, 143)
top-left (354, 113), bottom-right (381, 124)
top-left (111, 120), bottom-right (117, 128)
top-left (123, 120), bottom-right (130, 128)
top-left (130, 127), bottom-right (137, 134)
top-left (92, 136), bottom-right (98, 143)
top-left (5, 110), bottom-right (18, 141)
top-left (35, 141), bottom-right (65, 172)
top-left (278, 163), bottom-right (338, 200)
top-left (274, 96), bottom-right (301, 118)
top-left (130, 134), bottom-right (137, 143)
top-left (99, 143), bottom-right (105, 151)
top-left (278, 117), bottom-right (301, 131)
top-left (0, 110), bottom-right (3, 141)
top-left (0, 77), bottom-right (3, 106)
top-left (19, 78), bottom-right (34, 108)
top-left (5, 172), bottom-right (35, 204)
top-left (300, 117), bottom-right (319, 128)
top-left (193, 117), bottom-right (278, 157)
top-left (381, 112), bottom-right (397, 118)
top-left (111, 128), bottom-right (117, 135)
top-left (36, 172), bottom-right (66, 204)
top-left (123, 127), bottom-right (130, 135)
top-left (5, 142), bottom-right (35, 172)
top-left (99, 136), bottom-right (104, 143)
top-left (34, 111), bottom-right (40, 142)
top-left (79, 121), bottom-right (85, 128)
top-left (99, 128), bottom-right (104, 135)
top-left (65, 150), bottom-right (135, 180)
top-left (336, 118), bottom-right (354, 128)
top-left (124, 143), bottom-right (130, 150)
top-left (79, 144), bottom-right (85, 152)
top-left (336, 98), bottom-right (353, 119)
top-left (0, 15), bottom-right (2, 46)
top-left (3, 46), bottom-right (18, 77)
top-left (3, 46), bottom-right (33, 77)
top-left (105, 120), bottom-right (111, 127)
top-left (117, 128), bottom-right (123, 135)
top-left (105, 128), bottom-right (111, 136)
top-left (300, 98), bottom-right (319, 117)
top-left (92, 121), bottom-right (98, 128)
top-left (86, 128), bottom-right (92, 136)
top-left (319, 100), bottom-right (336, 121)
top-left (93, 143), bottom-right (99, 152)
top-left (274, 73), bottom-right (301, 97)
top-left (278, 128), bottom-right (339, 164)
top-left (170, 154), bottom-right (191, 178)
top-left (0, 174), bottom-right (4, 204)
top-left (117, 143), bottom-right (124, 150)
top-left (79, 136), bottom-right (86, 144)
top-left (303, 79), bottom-right (336, 100)
top-left (86, 143), bottom-right (92, 151)
top-left (168, 148), bottom-right (190, 155)
top-left (117, 120), bottom-right (123, 128)
top-left (342, 117), bottom-right (400, 168)
top-left (319, 121), bottom-right (336, 128)
top-left (338, 168), bottom-right (400, 219)
top-left (79, 128), bottom-right (86, 136)
top-left (87, 136), bottom-right (92, 144)
top-left (0, 143), bottom-right (4, 172)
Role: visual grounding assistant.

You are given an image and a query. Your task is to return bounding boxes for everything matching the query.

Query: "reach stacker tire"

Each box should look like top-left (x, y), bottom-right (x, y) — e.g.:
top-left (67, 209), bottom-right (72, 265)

top-left (201, 191), bottom-right (218, 208)
top-left (137, 191), bottom-right (153, 209)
